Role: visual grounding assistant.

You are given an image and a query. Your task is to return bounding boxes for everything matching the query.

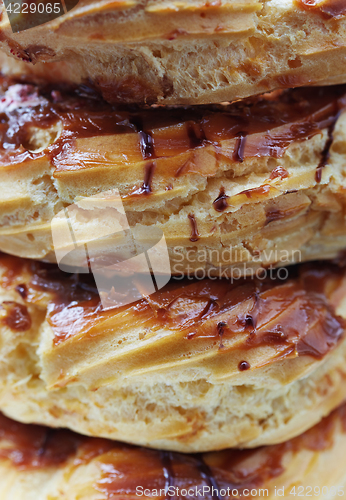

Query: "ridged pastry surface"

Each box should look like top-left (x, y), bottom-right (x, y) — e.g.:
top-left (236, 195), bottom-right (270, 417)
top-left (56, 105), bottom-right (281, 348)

top-left (0, 402), bottom-right (346, 499)
top-left (0, 253), bottom-right (346, 451)
top-left (1, 78), bottom-right (346, 275)
top-left (1, 0), bottom-right (346, 104)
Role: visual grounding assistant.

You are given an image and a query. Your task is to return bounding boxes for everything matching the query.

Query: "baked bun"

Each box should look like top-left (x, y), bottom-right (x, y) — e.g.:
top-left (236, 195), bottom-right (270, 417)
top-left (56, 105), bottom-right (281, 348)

top-left (1, 403), bottom-right (346, 499)
top-left (1, 78), bottom-right (346, 276)
top-left (1, 253), bottom-right (346, 452)
top-left (2, 0), bottom-right (346, 105)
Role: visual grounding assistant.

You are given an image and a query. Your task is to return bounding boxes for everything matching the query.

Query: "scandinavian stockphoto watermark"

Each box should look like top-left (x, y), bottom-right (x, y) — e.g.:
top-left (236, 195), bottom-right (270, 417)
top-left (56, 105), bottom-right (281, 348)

top-left (3, 0), bottom-right (80, 32)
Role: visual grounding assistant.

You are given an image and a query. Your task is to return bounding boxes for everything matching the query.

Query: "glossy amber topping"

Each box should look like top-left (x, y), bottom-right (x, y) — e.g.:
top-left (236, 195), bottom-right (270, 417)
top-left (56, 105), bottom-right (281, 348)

top-left (0, 77), bottom-right (345, 191)
top-left (0, 253), bottom-right (345, 365)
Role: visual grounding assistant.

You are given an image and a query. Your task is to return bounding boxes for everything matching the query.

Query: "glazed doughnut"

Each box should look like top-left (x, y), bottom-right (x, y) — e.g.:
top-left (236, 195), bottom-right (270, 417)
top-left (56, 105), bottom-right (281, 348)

top-left (1, 253), bottom-right (346, 452)
top-left (0, 403), bottom-right (346, 499)
top-left (1, 1), bottom-right (346, 105)
top-left (1, 78), bottom-right (346, 276)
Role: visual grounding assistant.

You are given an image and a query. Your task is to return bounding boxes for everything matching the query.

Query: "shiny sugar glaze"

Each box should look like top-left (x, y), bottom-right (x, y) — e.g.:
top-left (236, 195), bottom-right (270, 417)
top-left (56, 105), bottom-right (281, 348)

top-left (0, 254), bottom-right (345, 363)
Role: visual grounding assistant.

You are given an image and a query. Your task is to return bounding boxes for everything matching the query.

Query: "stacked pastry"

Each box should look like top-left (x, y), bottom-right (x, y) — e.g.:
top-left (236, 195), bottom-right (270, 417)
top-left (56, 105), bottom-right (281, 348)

top-left (0, 0), bottom-right (346, 498)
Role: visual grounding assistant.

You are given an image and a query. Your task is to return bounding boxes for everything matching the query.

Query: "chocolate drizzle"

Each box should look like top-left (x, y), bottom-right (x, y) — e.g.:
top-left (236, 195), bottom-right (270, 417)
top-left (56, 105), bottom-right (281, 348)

top-left (174, 159), bottom-right (190, 178)
top-left (196, 455), bottom-right (223, 500)
top-left (238, 360), bottom-right (250, 371)
top-left (129, 116), bottom-right (157, 193)
top-left (0, 399), bottom-right (345, 497)
top-left (213, 187), bottom-right (229, 212)
top-left (0, 413), bottom-right (84, 470)
top-left (161, 451), bottom-right (174, 496)
top-left (315, 112), bottom-right (339, 183)
top-left (188, 214), bottom-right (199, 242)
top-left (295, 0), bottom-right (346, 19)
top-left (217, 321), bottom-right (227, 349)
top-left (138, 162), bottom-right (156, 195)
top-left (315, 167), bottom-right (323, 184)
top-left (37, 429), bottom-right (54, 459)
top-left (129, 161), bottom-right (156, 196)
top-left (15, 283), bottom-right (28, 300)
top-left (139, 131), bottom-right (155, 160)
top-left (233, 132), bottom-right (247, 162)
top-left (265, 209), bottom-right (287, 225)
top-left (92, 400), bottom-right (346, 497)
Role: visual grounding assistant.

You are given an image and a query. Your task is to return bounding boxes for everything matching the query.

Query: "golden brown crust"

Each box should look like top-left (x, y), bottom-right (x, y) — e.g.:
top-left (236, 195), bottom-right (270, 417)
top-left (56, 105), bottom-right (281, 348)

top-left (1, 78), bottom-right (346, 275)
top-left (1, 403), bottom-right (346, 499)
top-left (1, 254), bottom-right (346, 451)
top-left (2, 1), bottom-right (346, 105)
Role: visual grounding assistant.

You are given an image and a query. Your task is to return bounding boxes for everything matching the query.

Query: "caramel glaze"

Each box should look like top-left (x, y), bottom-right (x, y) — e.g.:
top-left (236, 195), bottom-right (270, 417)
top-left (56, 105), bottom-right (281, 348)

top-left (295, 0), bottom-right (346, 19)
top-left (130, 115), bottom-right (156, 162)
top-left (187, 120), bottom-right (207, 149)
top-left (213, 187), bottom-right (229, 212)
top-left (217, 321), bottom-right (227, 349)
top-left (95, 402), bottom-right (346, 498)
top-left (15, 284), bottom-right (28, 300)
top-left (0, 402), bottom-right (345, 491)
top-left (315, 110), bottom-right (340, 183)
top-left (0, 253), bottom-right (345, 362)
top-left (139, 131), bottom-right (155, 160)
top-left (0, 77), bottom-right (345, 194)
